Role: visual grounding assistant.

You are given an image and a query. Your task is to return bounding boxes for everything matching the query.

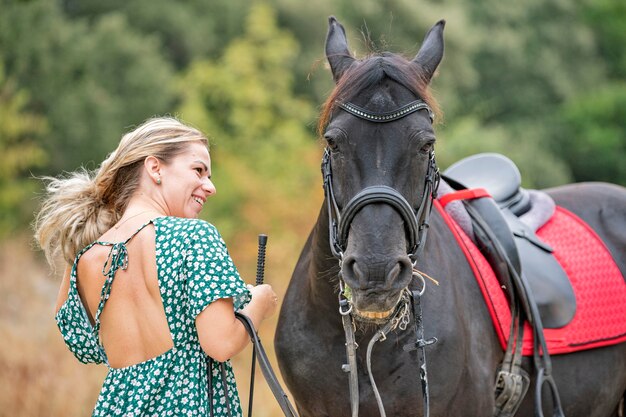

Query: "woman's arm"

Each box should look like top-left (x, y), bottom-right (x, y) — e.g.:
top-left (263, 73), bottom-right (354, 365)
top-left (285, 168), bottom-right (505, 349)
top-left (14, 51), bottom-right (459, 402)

top-left (195, 284), bottom-right (276, 362)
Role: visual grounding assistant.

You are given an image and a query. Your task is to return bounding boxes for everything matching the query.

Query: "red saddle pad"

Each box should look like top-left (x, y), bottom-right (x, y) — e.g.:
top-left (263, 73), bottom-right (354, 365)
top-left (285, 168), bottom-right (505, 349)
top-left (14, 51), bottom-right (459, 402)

top-left (435, 201), bottom-right (626, 355)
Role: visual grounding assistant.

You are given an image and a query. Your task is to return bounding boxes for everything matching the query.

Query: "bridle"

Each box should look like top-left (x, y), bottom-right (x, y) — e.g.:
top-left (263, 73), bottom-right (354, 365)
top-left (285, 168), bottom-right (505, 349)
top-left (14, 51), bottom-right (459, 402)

top-left (322, 98), bottom-right (440, 417)
top-left (322, 100), bottom-right (440, 263)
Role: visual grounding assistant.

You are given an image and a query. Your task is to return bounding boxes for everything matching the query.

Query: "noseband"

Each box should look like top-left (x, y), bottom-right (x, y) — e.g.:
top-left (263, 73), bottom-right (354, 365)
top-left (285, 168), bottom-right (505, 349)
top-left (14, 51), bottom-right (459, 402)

top-left (322, 98), bottom-right (439, 417)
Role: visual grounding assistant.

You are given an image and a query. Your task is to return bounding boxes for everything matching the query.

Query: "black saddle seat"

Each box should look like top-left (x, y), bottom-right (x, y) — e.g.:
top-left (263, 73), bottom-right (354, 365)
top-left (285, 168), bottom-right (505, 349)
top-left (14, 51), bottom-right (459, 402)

top-left (444, 153), bottom-right (531, 216)
top-left (442, 153), bottom-right (576, 329)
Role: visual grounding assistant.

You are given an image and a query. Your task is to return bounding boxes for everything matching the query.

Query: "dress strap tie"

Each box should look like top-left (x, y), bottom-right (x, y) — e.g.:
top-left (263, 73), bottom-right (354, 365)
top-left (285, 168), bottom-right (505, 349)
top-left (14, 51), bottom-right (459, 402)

top-left (93, 242), bottom-right (129, 349)
top-left (102, 242), bottom-right (129, 276)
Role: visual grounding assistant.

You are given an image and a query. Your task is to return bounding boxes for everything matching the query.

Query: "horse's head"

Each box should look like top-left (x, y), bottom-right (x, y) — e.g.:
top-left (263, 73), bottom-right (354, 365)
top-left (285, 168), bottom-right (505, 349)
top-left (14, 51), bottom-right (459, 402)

top-left (322, 17), bottom-right (444, 322)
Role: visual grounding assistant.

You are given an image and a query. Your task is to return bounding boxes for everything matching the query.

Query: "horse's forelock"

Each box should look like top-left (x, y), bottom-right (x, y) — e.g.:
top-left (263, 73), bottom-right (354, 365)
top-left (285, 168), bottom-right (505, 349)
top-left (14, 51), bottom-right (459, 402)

top-left (318, 53), bottom-right (440, 136)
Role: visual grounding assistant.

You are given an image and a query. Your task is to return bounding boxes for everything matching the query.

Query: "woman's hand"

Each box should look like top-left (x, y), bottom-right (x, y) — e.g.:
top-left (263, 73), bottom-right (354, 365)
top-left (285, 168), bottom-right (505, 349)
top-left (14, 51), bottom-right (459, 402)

top-left (246, 283), bottom-right (278, 321)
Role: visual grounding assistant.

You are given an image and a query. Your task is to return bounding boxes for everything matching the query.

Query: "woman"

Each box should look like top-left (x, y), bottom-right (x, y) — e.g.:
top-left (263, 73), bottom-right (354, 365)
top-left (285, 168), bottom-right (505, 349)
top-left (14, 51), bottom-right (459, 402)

top-left (34, 117), bottom-right (277, 416)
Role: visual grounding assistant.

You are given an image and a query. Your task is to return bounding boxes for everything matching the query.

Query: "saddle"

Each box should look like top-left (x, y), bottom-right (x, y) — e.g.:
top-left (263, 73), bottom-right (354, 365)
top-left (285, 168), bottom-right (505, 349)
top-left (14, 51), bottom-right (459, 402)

top-left (441, 153), bottom-right (576, 329)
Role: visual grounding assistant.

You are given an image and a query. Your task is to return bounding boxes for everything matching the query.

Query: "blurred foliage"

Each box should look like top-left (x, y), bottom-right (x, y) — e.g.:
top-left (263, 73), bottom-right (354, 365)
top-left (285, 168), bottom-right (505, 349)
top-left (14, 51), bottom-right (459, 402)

top-left (0, 62), bottom-right (48, 235)
top-left (0, 0), bottom-right (622, 237)
top-left (553, 0), bottom-right (626, 184)
top-left (437, 117), bottom-right (572, 189)
top-left (1, 0), bottom-right (625, 414)
top-left (59, 0), bottom-right (251, 68)
top-left (553, 83), bottom-right (626, 183)
top-left (582, 0), bottom-right (626, 79)
top-left (176, 3), bottom-right (320, 241)
top-left (0, 0), bottom-right (175, 173)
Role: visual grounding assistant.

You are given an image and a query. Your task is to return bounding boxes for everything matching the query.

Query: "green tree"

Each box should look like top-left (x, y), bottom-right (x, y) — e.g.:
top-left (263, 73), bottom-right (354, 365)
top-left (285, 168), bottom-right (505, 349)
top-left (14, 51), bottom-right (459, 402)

top-left (273, 0), bottom-right (468, 107)
top-left (550, 0), bottom-right (626, 185)
top-left (553, 84), bottom-right (626, 185)
top-left (0, 63), bottom-right (47, 235)
top-left (177, 3), bottom-right (320, 239)
top-left (60, 0), bottom-right (252, 69)
top-left (582, 0), bottom-right (626, 79)
top-left (460, 0), bottom-right (603, 123)
top-left (437, 117), bottom-right (572, 188)
top-left (0, 0), bottom-right (176, 172)
top-left (271, 0), bottom-right (579, 186)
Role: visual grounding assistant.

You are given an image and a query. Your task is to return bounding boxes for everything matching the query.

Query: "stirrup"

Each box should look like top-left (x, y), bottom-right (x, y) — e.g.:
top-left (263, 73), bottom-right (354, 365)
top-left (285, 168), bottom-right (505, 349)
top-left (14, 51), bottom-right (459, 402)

top-left (494, 368), bottom-right (530, 417)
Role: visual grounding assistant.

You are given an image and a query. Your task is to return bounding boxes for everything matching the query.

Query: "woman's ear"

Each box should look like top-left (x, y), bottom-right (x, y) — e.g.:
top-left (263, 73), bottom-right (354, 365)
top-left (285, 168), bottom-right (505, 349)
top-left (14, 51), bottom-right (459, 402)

top-left (144, 156), bottom-right (162, 185)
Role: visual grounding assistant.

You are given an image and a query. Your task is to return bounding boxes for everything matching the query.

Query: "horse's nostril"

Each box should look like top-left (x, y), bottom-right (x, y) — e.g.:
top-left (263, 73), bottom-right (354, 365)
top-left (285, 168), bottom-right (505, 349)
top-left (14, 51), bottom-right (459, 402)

top-left (387, 262), bottom-right (401, 281)
top-left (341, 256), bottom-right (362, 288)
top-left (384, 257), bottom-right (413, 288)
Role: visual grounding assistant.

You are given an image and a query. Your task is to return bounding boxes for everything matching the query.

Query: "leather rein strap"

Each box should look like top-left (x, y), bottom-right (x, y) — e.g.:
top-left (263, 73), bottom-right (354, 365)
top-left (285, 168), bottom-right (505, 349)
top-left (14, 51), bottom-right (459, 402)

top-left (207, 314), bottom-right (299, 417)
top-left (235, 312), bottom-right (300, 417)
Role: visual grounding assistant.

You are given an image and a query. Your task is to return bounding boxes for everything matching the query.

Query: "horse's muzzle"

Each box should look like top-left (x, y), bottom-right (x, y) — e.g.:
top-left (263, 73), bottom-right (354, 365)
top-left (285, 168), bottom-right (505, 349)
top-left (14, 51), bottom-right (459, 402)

top-left (351, 289), bottom-right (405, 323)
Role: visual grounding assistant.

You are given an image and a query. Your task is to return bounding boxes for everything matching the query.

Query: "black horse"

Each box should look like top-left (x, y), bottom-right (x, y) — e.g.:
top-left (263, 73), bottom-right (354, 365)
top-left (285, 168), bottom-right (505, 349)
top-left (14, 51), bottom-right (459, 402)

top-left (275, 17), bottom-right (626, 417)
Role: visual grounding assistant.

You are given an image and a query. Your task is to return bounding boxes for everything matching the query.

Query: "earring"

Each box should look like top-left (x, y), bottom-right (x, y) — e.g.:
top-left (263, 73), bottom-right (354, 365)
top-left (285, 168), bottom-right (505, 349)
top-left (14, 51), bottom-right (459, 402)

top-left (156, 177), bottom-right (161, 185)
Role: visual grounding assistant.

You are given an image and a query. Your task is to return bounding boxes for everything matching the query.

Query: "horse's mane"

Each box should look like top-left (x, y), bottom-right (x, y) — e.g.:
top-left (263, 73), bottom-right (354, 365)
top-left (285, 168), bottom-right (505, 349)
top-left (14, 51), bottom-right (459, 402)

top-left (318, 52), bottom-right (441, 136)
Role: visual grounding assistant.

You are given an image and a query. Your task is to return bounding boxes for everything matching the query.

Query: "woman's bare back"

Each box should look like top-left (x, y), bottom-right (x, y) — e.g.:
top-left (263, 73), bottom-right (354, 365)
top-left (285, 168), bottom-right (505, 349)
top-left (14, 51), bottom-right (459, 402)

top-left (75, 222), bottom-right (173, 368)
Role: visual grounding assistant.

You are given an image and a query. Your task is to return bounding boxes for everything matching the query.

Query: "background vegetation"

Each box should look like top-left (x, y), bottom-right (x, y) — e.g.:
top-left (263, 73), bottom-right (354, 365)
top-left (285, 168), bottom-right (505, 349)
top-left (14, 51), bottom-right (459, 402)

top-left (1, 0), bottom-right (624, 415)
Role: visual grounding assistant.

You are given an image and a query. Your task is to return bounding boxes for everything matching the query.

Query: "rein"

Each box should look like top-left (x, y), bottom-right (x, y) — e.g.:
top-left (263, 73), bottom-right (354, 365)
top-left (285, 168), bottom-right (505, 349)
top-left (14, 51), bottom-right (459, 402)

top-left (235, 312), bottom-right (299, 417)
top-left (323, 98), bottom-right (440, 417)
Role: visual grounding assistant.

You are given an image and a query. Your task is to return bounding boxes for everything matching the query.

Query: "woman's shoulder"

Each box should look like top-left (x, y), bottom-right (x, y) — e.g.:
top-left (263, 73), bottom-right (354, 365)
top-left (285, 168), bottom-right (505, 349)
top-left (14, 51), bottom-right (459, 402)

top-left (154, 216), bottom-right (220, 238)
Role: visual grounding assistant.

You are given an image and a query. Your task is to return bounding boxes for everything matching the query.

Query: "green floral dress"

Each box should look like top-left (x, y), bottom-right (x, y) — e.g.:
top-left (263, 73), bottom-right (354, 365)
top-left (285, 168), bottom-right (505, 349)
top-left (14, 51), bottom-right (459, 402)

top-left (55, 217), bottom-right (251, 416)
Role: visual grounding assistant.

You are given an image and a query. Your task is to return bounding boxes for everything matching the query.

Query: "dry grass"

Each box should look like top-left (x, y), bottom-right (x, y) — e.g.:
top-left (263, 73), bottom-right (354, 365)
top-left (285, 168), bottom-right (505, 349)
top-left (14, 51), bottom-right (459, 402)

top-left (0, 235), bottom-right (106, 416)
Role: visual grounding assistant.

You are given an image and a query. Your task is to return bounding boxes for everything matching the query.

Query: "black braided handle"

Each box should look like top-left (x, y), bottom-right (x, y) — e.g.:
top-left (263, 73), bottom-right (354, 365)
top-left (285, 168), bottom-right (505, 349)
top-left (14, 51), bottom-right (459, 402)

top-left (256, 234), bottom-right (268, 285)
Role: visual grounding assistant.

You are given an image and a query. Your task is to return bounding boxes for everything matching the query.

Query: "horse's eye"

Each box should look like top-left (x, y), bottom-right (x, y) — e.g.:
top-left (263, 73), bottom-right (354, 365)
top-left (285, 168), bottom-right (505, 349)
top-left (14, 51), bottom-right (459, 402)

top-left (324, 129), bottom-right (344, 151)
top-left (325, 135), bottom-right (337, 150)
top-left (419, 140), bottom-right (435, 155)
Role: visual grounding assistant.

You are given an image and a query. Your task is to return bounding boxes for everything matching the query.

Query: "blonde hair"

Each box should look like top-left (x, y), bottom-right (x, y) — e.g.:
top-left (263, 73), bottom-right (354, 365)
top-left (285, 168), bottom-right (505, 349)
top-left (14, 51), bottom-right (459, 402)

top-left (34, 117), bottom-right (208, 266)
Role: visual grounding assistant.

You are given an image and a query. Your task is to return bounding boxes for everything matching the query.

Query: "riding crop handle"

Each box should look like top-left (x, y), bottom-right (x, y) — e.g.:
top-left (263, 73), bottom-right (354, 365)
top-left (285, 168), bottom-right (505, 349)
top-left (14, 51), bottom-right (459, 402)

top-left (256, 234), bottom-right (268, 285)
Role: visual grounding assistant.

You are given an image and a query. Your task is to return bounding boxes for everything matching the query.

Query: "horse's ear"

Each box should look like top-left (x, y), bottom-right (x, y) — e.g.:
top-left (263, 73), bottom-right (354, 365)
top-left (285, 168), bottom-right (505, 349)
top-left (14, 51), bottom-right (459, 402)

top-left (412, 20), bottom-right (445, 83)
top-left (326, 16), bottom-right (355, 83)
